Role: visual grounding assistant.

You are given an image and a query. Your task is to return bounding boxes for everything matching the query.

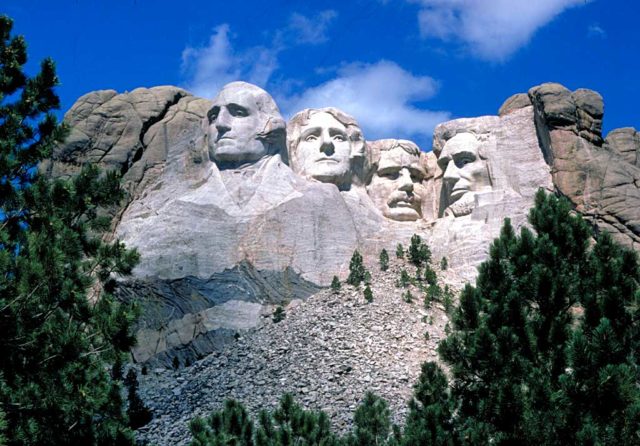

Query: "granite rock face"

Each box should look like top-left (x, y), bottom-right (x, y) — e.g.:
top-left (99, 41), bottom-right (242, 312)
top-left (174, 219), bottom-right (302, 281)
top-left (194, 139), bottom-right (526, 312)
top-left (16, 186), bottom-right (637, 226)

top-left (526, 83), bottom-right (640, 249)
top-left (50, 81), bottom-right (639, 366)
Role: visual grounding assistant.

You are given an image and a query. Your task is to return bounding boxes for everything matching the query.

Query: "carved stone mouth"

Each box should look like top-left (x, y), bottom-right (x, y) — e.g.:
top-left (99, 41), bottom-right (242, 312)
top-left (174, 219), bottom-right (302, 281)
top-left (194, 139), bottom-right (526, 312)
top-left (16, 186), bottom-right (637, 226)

top-left (449, 188), bottom-right (468, 201)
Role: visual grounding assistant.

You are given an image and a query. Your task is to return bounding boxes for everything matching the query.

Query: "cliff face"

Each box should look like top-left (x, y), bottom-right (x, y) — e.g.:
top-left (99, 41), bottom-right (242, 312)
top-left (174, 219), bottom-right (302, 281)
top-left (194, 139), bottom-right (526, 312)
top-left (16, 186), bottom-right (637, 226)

top-left (47, 82), bottom-right (640, 366)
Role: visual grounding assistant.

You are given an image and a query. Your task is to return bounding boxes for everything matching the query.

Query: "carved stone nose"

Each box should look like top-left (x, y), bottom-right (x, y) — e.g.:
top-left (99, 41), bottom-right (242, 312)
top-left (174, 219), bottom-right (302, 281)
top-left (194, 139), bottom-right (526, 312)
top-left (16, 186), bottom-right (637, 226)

top-left (215, 109), bottom-right (232, 132)
top-left (399, 169), bottom-right (413, 191)
top-left (320, 139), bottom-right (335, 155)
top-left (443, 162), bottom-right (459, 183)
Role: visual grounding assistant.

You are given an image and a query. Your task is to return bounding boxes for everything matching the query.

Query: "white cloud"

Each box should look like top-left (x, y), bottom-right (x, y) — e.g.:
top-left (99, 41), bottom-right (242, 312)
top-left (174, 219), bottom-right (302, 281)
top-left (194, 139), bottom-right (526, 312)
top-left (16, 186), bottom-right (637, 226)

top-left (181, 24), bottom-right (279, 98)
top-left (588, 24), bottom-right (606, 38)
top-left (181, 11), bottom-right (337, 98)
top-left (281, 61), bottom-right (450, 147)
top-left (287, 10), bottom-right (337, 45)
top-left (414, 0), bottom-right (589, 61)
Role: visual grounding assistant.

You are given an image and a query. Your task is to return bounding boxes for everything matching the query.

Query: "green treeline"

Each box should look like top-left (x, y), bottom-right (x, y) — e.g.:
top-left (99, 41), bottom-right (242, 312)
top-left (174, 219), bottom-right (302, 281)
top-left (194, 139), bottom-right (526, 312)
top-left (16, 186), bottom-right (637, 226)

top-left (0, 16), bottom-right (143, 445)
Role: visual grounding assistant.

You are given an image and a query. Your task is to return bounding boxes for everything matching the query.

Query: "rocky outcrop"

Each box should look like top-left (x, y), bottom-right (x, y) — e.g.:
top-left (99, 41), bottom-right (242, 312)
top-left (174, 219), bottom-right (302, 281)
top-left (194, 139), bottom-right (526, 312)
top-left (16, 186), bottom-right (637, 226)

top-left (605, 127), bottom-right (640, 166)
top-left (41, 86), bottom-right (210, 214)
top-left (524, 83), bottom-right (640, 249)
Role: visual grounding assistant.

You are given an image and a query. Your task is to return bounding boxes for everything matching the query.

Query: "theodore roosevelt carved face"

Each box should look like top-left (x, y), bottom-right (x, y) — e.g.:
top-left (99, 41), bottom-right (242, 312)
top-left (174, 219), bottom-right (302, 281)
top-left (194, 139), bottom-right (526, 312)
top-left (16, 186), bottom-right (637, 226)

top-left (287, 108), bottom-right (364, 189)
top-left (367, 139), bottom-right (427, 222)
top-left (437, 132), bottom-right (492, 217)
top-left (206, 82), bottom-right (285, 168)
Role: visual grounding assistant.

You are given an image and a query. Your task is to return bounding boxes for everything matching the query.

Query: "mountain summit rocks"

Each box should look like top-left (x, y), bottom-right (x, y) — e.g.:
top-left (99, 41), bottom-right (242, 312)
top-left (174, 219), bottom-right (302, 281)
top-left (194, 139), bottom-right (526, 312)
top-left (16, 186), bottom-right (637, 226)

top-left (46, 82), bottom-right (640, 366)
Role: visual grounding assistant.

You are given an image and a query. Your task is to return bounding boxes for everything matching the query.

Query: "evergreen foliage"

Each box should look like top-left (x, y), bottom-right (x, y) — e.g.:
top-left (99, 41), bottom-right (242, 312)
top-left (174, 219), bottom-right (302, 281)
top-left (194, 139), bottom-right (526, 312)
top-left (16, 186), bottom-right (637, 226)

top-left (440, 257), bottom-right (448, 271)
top-left (408, 234), bottom-right (431, 266)
top-left (190, 395), bottom-right (341, 446)
top-left (403, 290), bottom-right (414, 304)
top-left (255, 394), bottom-right (339, 446)
top-left (190, 399), bottom-right (254, 446)
top-left (346, 392), bottom-right (397, 446)
top-left (347, 250), bottom-right (367, 287)
top-left (396, 244), bottom-right (404, 259)
top-left (0, 16), bottom-right (140, 445)
top-left (124, 369), bottom-right (153, 430)
top-left (412, 190), bottom-right (640, 445)
top-left (331, 275), bottom-right (341, 293)
top-left (423, 266), bottom-right (437, 285)
top-left (272, 306), bottom-right (285, 323)
top-left (402, 363), bottom-right (456, 446)
top-left (398, 269), bottom-right (411, 288)
top-left (364, 285), bottom-right (373, 303)
top-left (379, 248), bottom-right (389, 271)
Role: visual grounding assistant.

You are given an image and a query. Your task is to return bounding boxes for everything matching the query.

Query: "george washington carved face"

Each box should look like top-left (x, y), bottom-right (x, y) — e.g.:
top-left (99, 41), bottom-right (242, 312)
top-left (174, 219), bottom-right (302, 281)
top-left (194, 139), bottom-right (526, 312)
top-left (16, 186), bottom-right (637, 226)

top-left (206, 82), bottom-right (285, 168)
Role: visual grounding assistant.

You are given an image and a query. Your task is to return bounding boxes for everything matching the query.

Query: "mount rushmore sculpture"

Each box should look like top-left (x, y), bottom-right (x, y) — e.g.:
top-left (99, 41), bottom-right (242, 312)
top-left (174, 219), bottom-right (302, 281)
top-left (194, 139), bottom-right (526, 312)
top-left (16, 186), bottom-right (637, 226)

top-left (44, 81), bottom-right (640, 365)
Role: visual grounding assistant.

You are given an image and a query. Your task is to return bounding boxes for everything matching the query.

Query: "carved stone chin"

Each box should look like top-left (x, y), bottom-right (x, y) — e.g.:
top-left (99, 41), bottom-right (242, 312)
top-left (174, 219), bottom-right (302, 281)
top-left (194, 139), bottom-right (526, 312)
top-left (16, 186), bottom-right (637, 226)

top-left (205, 81), bottom-right (285, 169)
top-left (367, 139), bottom-right (427, 222)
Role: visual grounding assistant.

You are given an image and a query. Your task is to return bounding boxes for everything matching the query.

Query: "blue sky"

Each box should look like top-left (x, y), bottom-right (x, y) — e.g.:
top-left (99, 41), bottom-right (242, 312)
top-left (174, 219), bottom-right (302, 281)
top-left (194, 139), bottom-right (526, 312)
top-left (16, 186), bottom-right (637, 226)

top-left (5, 0), bottom-right (639, 149)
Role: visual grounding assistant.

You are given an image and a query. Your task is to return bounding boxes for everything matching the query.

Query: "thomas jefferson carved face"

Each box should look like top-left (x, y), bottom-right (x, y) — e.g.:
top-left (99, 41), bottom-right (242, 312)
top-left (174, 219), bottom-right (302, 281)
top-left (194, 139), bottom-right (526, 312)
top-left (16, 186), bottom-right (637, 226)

top-left (206, 82), bottom-right (285, 167)
top-left (437, 132), bottom-right (492, 216)
top-left (367, 140), bottom-right (427, 221)
top-left (287, 108), bottom-right (364, 189)
top-left (295, 112), bottom-right (351, 183)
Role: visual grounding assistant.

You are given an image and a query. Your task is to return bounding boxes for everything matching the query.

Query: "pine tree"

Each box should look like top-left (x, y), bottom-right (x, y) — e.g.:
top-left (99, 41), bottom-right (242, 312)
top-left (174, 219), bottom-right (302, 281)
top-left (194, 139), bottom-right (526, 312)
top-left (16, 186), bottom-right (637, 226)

top-left (402, 363), bottom-right (456, 446)
top-left (403, 290), bottom-right (414, 303)
top-left (396, 243), bottom-right (404, 259)
top-left (440, 257), bottom-right (448, 271)
top-left (189, 399), bottom-right (254, 446)
top-left (424, 266), bottom-right (437, 285)
top-left (379, 249), bottom-right (389, 271)
top-left (0, 16), bottom-right (140, 444)
top-left (408, 234), bottom-right (431, 266)
top-left (427, 190), bottom-right (640, 445)
top-left (364, 285), bottom-right (373, 303)
top-left (347, 250), bottom-right (367, 287)
top-left (398, 269), bottom-right (411, 288)
top-left (256, 394), bottom-right (339, 446)
top-left (331, 275), bottom-right (342, 293)
top-left (346, 392), bottom-right (396, 446)
top-left (124, 369), bottom-right (152, 429)
top-left (272, 306), bottom-right (285, 323)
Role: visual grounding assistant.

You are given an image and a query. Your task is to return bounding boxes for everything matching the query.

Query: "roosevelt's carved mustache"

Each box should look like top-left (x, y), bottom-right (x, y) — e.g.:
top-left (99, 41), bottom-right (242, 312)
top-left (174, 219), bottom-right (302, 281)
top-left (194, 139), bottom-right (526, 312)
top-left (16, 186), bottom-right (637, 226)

top-left (387, 192), bottom-right (418, 207)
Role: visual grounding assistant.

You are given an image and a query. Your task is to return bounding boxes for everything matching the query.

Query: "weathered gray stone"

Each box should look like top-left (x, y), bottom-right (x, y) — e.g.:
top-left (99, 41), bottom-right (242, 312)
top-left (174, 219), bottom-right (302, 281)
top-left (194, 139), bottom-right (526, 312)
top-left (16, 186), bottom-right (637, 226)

top-left (498, 92), bottom-right (531, 116)
top-left (528, 83), bottom-right (640, 250)
top-left (528, 83), bottom-right (576, 126)
top-left (605, 127), bottom-right (639, 166)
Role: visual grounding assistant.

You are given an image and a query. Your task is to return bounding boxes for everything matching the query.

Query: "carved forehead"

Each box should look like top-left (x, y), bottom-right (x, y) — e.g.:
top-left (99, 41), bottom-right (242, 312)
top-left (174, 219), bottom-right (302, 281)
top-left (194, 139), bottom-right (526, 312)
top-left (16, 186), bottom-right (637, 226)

top-left (300, 111), bottom-right (347, 132)
top-left (288, 107), bottom-right (362, 139)
top-left (377, 146), bottom-right (425, 176)
top-left (211, 81), bottom-right (281, 118)
top-left (440, 133), bottom-right (481, 158)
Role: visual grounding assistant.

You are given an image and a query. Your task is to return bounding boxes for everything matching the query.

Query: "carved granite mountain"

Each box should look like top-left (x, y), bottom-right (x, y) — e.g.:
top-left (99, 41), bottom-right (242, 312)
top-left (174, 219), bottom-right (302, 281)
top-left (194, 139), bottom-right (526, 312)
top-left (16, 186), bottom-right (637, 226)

top-left (48, 82), bottom-right (640, 366)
